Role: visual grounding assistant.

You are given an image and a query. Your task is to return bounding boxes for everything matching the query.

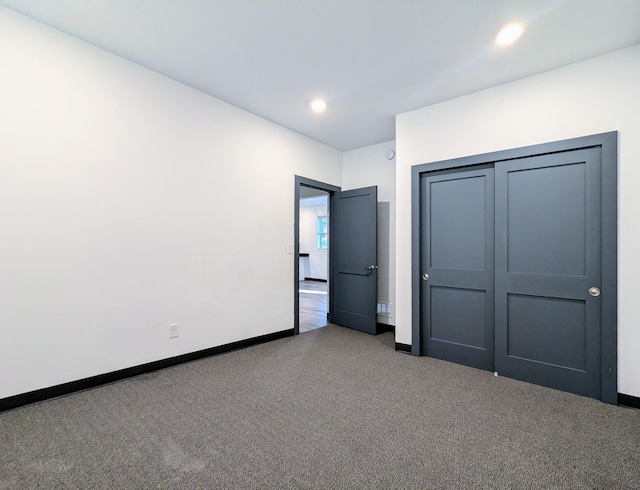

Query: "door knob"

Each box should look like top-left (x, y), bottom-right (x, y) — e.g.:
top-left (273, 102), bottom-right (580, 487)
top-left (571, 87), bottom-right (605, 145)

top-left (589, 287), bottom-right (600, 297)
top-left (422, 273), bottom-right (429, 281)
top-left (368, 265), bottom-right (378, 270)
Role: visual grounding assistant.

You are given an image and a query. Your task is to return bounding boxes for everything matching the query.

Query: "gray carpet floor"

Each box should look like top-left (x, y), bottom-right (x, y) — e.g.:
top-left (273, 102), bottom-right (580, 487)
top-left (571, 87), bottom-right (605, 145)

top-left (1, 324), bottom-right (639, 489)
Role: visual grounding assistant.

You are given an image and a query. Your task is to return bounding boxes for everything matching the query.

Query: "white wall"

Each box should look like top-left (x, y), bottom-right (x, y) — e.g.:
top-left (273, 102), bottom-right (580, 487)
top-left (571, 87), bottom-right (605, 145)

top-left (299, 201), bottom-right (328, 280)
top-left (343, 141), bottom-right (396, 325)
top-left (0, 7), bottom-right (342, 399)
top-left (396, 44), bottom-right (640, 397)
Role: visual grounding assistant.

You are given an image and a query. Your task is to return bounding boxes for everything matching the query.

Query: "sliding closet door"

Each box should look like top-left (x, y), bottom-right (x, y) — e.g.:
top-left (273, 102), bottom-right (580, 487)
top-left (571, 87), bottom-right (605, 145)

top-left (494, 149), bottom-right (602, 398)
top-left (420, 166), bottom-right (495, 371)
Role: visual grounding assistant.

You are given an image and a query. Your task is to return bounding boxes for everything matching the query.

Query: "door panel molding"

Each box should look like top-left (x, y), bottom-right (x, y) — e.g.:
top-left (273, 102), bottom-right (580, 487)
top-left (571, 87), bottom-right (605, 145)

top-left (411, 132), bottom-right (618, 403)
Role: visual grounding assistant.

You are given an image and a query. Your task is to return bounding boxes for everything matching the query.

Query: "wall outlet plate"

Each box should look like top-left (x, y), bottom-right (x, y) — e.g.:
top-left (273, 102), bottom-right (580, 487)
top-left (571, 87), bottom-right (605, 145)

top-left (169, 323), bottom-right (179, 339)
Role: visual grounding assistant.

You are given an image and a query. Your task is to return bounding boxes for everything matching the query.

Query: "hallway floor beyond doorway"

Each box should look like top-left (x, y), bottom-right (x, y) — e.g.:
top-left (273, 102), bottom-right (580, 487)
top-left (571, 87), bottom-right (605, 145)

top-left (299, 280), bottom-right (327, 333)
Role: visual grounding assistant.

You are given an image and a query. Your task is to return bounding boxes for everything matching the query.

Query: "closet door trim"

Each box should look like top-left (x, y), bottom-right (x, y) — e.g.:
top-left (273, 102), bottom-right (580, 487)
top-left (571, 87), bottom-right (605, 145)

top-left (410, 131), bottom-right (618, 404)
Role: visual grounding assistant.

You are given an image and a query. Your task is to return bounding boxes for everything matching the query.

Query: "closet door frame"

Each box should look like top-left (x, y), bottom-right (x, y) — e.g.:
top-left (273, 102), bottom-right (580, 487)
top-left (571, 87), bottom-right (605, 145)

top-left (410, 131), bottom-right (618, 404)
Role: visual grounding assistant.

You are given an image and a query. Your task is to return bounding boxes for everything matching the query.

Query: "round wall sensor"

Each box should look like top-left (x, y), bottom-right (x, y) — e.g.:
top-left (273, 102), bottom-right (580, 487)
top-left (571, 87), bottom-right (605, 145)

top-left (385, 149), bottom-right (395, 160)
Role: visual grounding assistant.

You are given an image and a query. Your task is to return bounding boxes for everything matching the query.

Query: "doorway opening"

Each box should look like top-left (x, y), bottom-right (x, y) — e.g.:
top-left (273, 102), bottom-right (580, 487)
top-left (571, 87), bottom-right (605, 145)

top-left (294, 176), bottom-right (340, 335)
top-left (299, 188), bottom-right (329, 333)
top-left (294, 176), bottom-right (379, 335)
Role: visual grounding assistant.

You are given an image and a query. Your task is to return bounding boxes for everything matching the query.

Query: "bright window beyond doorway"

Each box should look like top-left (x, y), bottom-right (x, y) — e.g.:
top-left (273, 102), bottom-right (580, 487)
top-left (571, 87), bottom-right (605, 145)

top-left (317, 216), bottom-right (328, 249)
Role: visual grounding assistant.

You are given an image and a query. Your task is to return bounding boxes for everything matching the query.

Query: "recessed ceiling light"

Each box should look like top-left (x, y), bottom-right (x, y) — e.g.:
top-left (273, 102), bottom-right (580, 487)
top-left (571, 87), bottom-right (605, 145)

top-left (496, 23), bottom-right (524, 46)
top-left (310, 99), bottom-right (327, 113)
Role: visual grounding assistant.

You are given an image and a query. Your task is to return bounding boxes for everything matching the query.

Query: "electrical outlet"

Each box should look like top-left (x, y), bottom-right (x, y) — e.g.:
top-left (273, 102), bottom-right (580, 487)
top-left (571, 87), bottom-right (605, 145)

top-left (287, 243), bottom-right (294, 254)
top-left (376, 302), bottom-right (393, 317)
top-left (169, 323), bottom-right (179, 339)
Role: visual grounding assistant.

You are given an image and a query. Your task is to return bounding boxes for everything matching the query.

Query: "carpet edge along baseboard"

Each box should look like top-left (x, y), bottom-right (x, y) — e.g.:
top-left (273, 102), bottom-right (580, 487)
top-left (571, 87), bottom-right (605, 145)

top-left (3, 331), bottom-right (638, 413)
top-left (0, 329), bottom-right (294, 413)
top-left (390, 343), bottom-right (640, 409)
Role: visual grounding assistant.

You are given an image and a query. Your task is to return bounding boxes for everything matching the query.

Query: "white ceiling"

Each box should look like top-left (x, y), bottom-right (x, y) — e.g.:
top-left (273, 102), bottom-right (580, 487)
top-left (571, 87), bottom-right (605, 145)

top-left (300, 186), bottom-right (328, 200)
top-left (300, 195), bottom-right (328, 208)
top-left (2, 0), bottom-right (639, 151)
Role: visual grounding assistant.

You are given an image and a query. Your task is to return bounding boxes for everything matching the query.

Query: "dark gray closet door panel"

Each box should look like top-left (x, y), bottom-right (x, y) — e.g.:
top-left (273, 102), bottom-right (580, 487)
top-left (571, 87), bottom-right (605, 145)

top-left (506, 162), bottom-right (587, 276)
top-left (430, 287), bottom-right (487, 348)
top-left (507, 294), bottom-right (587, 371)
top-left (429, 176), bottom-right (487, 271)
top-left (495, 148), bottom-right (602, 398)
top-left (420, 167), bottom-right (495, 371)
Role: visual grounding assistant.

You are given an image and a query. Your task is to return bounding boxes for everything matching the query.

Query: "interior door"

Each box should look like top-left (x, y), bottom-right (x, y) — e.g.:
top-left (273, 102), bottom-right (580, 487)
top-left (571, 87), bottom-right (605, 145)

top-left (331, 186), bottom-right (377, 334)
top-left (494, 148), bottom-right (602, 399)
top-left (420, 166), bottom-right (495, 370)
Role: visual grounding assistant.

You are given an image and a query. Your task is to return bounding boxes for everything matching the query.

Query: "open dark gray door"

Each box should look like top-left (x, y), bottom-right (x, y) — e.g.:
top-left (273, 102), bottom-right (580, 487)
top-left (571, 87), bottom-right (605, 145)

top-left (331, 186), bottom-right (377, 334)
top-left (420, 166), bottom-right (495, 371)
top-left (495, 148), bottom-right (602, 399)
